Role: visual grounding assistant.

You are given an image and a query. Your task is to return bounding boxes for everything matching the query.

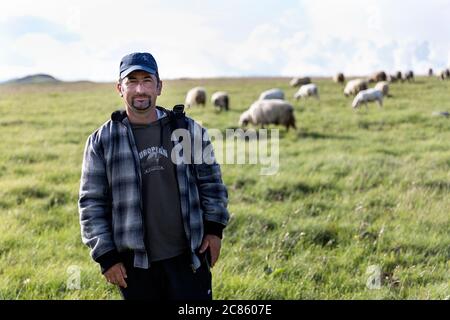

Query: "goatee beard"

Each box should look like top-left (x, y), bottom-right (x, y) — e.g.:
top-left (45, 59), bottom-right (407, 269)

top-left (132, 96), bottom-right (151, 111)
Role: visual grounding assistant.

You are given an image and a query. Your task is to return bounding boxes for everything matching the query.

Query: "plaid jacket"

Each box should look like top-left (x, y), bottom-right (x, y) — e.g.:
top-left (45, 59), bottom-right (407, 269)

top-left (78, 107), bottom-right (229, 272)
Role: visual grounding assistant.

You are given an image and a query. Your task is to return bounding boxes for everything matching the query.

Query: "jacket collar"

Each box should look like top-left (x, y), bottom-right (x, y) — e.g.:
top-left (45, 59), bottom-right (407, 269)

top-left (111, 106), bottom-right (169, 123)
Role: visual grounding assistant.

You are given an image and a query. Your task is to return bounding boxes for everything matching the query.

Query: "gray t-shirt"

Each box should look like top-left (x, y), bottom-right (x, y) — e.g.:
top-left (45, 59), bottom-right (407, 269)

top-left (131, 115), bottom-right (188, 262)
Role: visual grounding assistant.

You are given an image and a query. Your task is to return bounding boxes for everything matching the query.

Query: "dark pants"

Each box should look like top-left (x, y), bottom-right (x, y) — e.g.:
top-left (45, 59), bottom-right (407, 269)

top-left (118, 251), bottom-right (212, 300)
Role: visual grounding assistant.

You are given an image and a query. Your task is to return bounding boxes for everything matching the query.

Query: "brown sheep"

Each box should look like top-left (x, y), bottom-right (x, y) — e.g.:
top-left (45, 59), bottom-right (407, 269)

top-left (211, 91), bottom-right (229, 111)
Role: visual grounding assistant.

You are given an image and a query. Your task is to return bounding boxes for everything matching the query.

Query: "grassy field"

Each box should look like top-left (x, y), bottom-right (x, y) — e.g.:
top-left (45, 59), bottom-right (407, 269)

top-left (0, 76), bottom-right (449, 299)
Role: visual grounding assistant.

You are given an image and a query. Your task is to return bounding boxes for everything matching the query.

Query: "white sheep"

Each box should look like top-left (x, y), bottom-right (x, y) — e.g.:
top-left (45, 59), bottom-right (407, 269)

top-left (294, 83), bottom-right (319, 100)
top-left (259, 88), bottom-right (285, 100)
top-left (368, 71), bottom-right (387, 83)
top-left (211, 91), bottom-right (229, 111)
top-left (185, 87), bottom-right (206, 108)
top-left (239, 99), bottom-right (296, 130)
top-left (333, 73), bottom-right (345, 84)
top-left (352, 88), bottom-right (383, 109)
top-left (374, 81), bottom-right (389, 97)
top-left (344, 79), bottom-right (368, 97)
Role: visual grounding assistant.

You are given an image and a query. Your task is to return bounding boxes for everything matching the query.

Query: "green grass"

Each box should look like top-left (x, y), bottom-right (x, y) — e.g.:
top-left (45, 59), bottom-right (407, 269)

top-left (0, 77), bottom-right (449, 299)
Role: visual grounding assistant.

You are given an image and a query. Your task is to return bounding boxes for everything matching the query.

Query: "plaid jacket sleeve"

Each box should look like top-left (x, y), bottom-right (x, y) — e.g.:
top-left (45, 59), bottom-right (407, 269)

top-left (193, 125), bottom-right (230, 237)
top-left (78, 130), bottom-right (120, 271)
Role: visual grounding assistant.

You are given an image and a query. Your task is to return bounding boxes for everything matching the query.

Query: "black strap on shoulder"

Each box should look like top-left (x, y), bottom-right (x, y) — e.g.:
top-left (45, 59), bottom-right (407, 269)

top-left (168, 104), bottom-right (188, 132)
top-left (169, 104), bottom-right (198, 179)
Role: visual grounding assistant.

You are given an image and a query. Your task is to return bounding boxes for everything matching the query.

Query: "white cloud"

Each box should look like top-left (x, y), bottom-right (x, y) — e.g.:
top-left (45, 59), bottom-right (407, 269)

top-left (229, 0), bottom-right (450, 77)
top-left (1, 0), bottom-right (450, 81)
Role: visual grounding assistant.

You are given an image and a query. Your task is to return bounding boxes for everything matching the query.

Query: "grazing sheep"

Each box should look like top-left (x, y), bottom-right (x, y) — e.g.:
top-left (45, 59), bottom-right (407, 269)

top-left (185, 87), bottom-right (206, 108)
top-left (404, 70), bottom-right (415, 82)
top-left (439, 69), bottom-right (450, 80)
top-left (374, 81), bottom-right (390, 97)
top-left (294, 83), bottom-right (319, 100)
top-left (290, 77), bottom-right (311, 87)
top-left (239, 99), bottom-right (296, 131)
top-left (333, 73), bottom-right (345, 84)
top-left (352, 88), bottom-right (383, 109)
top-left (211, 91), bottom-right (229, 111)
top-left (396, 71), bottom-right (403, 82)
top-left (388, 74), bottom-right (398, 83)
top-left (259, 88), bottom-right (285, 100)
top-left (368, 71), bottom-right (387, 83)
top-left (344, 79), bottom-right (368, 97)
top-left (432, 111), bottom-right (449, 117)
top-left (428, 68), bottom-right (434, 77)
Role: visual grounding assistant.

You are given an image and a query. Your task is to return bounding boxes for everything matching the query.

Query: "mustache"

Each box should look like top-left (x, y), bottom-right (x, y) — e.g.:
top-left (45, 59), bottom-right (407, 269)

top-left (132, 95), bottom-right (151, 99)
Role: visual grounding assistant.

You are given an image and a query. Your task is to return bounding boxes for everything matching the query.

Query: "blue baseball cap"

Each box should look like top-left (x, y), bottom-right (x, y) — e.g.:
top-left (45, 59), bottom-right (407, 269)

top-left (119, 52), bottom-right (159, 79)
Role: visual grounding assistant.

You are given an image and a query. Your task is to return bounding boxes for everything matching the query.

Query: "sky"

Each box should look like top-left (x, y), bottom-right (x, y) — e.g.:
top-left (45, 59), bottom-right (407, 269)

top-left (1, 0), bottom-right (450, 82)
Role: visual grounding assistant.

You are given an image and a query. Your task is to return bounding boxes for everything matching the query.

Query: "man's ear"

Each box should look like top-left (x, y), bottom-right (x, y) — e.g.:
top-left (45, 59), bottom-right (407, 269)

top-left (157, 80), bottom-right (163, 96)
top-left (116, 81), bottom-right (123, 97)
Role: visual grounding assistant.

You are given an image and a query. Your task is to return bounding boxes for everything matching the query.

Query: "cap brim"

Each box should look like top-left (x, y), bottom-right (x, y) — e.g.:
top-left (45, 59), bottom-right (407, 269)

top-left (120, 65), bottom-right (157, 79)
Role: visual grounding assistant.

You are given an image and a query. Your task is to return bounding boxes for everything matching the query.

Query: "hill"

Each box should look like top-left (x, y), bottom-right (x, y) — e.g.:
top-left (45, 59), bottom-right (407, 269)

top-left (3, 74), bottom-right (61, 84)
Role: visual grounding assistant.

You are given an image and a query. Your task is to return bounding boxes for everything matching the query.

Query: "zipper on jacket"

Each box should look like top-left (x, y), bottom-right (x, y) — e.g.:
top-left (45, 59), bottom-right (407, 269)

top-left (122, 120), bottom-right (149, 262)
top-left (173, 119), bottom-right (195, 273)
top-left (186, 123), bottom-right (196, 273)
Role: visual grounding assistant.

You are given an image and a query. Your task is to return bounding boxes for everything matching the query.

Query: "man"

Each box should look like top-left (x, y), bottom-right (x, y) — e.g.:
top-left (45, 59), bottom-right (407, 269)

top-left (78, 52), bottom-right (229, 300)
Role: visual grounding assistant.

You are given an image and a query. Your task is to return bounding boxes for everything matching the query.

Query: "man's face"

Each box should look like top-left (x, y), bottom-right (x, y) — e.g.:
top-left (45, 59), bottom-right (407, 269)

top-left (117, 70), bottom-right (162, 115)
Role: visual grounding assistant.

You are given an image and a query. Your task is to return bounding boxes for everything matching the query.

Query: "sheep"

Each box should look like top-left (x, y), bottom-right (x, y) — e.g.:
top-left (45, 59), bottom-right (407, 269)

top-left (289, 77), bottom-right (311, 87)
top-left (333, 73), bottom-right (345, 84)
top-left (432, 111), bottom-right (449, 117)
top-left (259, 88), bottom-right (285, 100)
top-left (185, 87), bottom-right (206, 108)
top-left (439, 69), bottom-right (450, 80)
top-left (374, 81), bottom-right (390, 97)
top-left (239, 99), bottom-right (296, 131)
top-left (294, 83), bottom-right (319, 100)
top-left (404, 70), bottom-right (414, 82)
top-left (388, 74), bottom-right (398, 83)
top-left (396, 71), bottom-right (403, 82)
top-left (368, 71), bottom-right (387, 83)
top-left (352, 88), bottom-right (383, 109)
top-left (344, 79), bottom-right (368, 97)
top-left (211, 91), bottom-right (229, 111)
top-left (428, 68), bottom-right (434, 77)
